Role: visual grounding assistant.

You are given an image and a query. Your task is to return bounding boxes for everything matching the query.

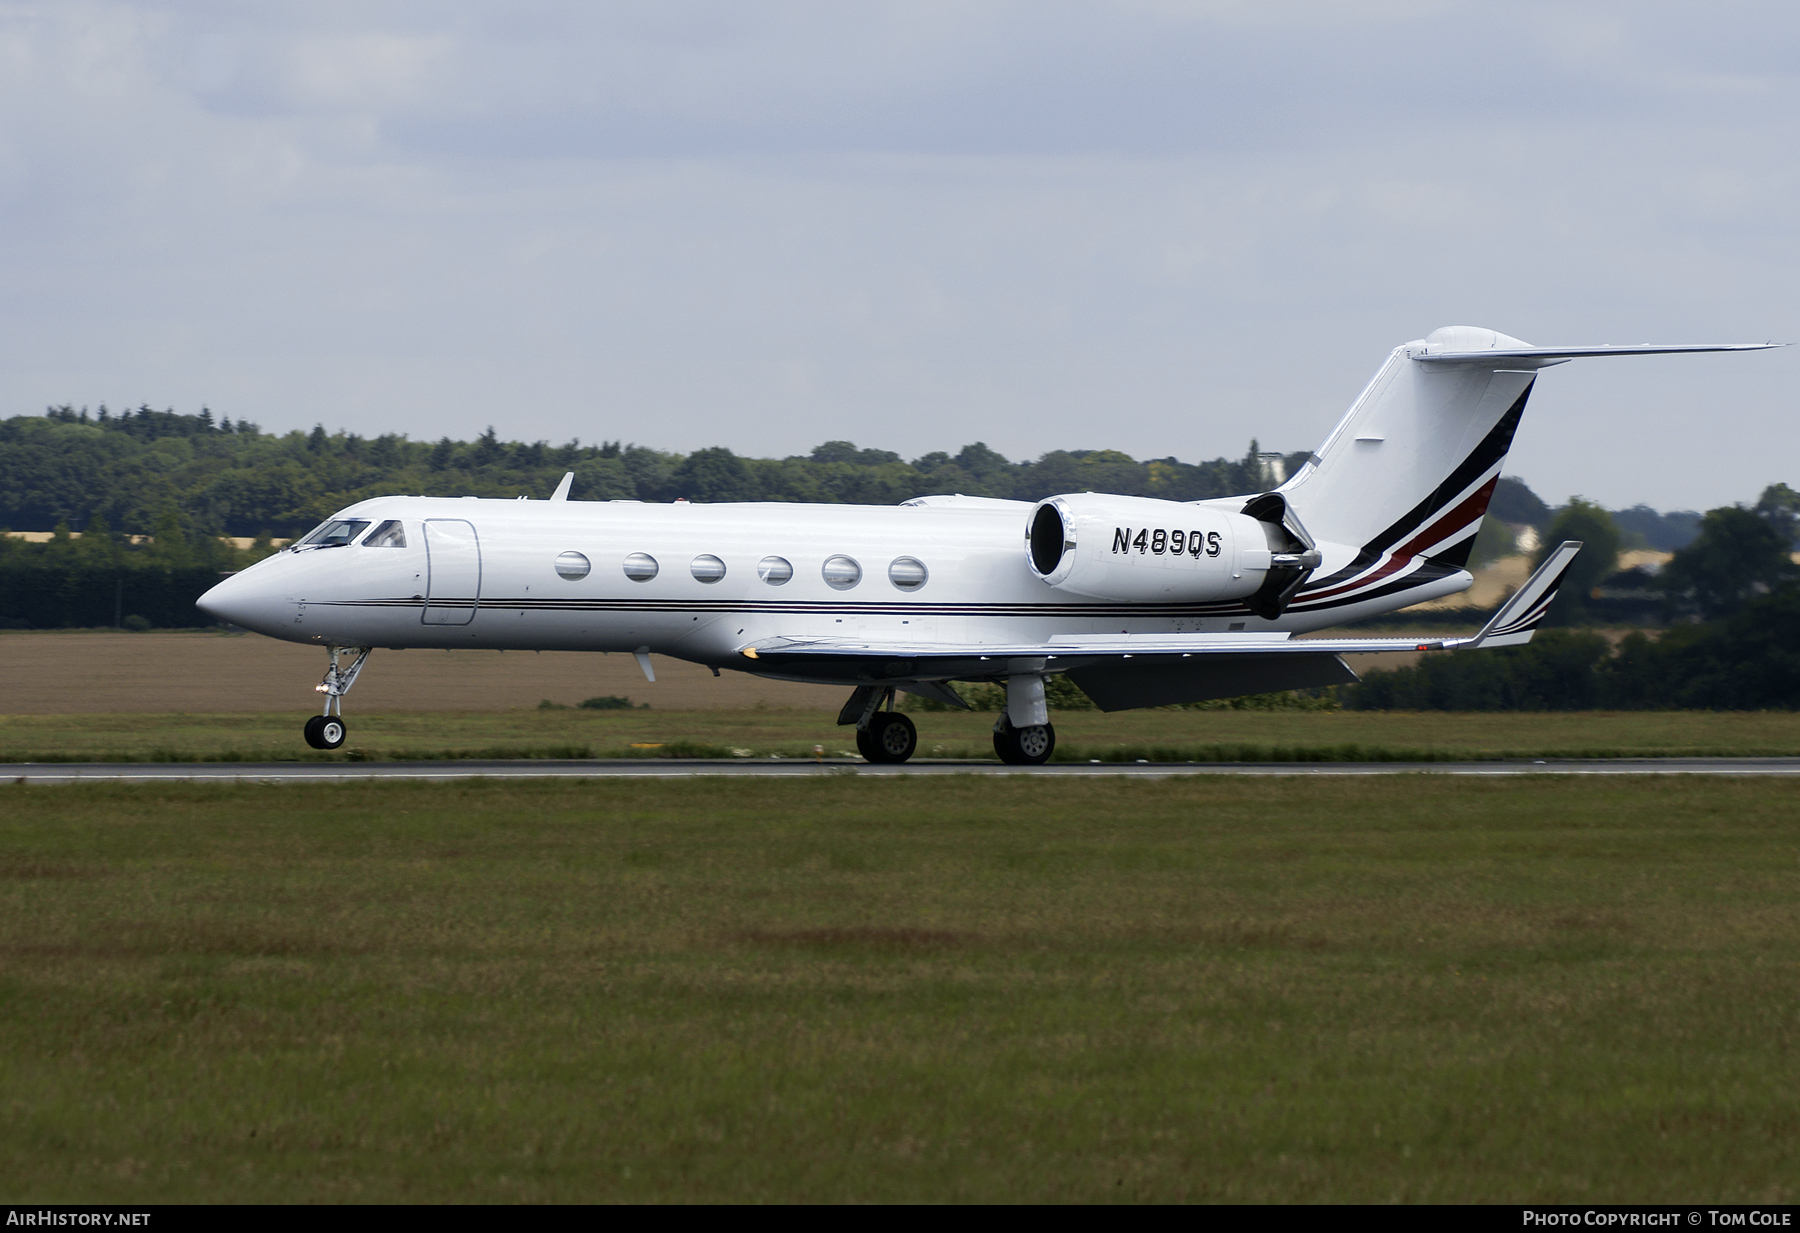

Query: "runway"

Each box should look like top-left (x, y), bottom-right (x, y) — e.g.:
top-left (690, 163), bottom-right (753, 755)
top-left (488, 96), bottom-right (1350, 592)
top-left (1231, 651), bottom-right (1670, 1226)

top-left (7, 757), bottom-right (1800, 783)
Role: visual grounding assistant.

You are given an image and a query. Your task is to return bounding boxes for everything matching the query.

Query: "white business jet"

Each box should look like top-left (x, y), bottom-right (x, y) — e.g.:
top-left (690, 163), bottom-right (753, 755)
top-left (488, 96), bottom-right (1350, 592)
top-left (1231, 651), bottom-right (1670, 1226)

top-left (197, 327), bottom-right (1775, 763)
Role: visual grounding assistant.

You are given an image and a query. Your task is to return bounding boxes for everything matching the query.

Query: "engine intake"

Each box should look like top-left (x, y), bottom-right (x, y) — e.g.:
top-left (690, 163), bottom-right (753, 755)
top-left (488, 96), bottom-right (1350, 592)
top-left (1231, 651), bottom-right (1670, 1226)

top-left (1028, 502), bottom-right (1069, 576)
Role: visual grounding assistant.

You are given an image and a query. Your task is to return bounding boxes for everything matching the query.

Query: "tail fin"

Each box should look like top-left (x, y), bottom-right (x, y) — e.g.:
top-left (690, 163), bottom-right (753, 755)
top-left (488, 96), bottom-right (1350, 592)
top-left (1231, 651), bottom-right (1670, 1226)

top-left (1279, 326), bottom-right (1539, 570)
top-left (1462, 540), bottom-right (1583, 649)
top-left (1278, 327), bottom-right (1777, 594)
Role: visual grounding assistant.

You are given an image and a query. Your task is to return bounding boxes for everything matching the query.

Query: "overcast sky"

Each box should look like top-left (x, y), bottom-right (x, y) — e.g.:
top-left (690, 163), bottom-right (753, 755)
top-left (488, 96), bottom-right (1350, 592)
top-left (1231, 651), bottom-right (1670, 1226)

top-left (1, 1), bottom-right (1793, 510)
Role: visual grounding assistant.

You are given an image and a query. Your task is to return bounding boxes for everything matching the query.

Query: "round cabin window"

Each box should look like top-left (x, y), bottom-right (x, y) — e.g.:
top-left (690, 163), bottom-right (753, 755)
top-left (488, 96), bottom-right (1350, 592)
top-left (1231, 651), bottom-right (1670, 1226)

top-left (554, 550), bottom-right (591, 581)
top-left (622, 552), bottom-right (659, 582)
top-left (691, 554), bottom-right (726, 583)
top-left (888, 557), bottom-right (928, 591)
top-left (757, 556), bottom-right (793, 585)
top-left (822, 555), bottom-right (862, 590)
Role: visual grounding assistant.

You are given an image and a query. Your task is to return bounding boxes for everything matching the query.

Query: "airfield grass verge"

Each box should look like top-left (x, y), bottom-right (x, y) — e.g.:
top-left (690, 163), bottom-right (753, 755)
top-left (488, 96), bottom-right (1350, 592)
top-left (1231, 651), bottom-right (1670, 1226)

top-left (1, 775), bottom-right (1797, 1202)
top-left (5, 708), bottom-right (1800, 764)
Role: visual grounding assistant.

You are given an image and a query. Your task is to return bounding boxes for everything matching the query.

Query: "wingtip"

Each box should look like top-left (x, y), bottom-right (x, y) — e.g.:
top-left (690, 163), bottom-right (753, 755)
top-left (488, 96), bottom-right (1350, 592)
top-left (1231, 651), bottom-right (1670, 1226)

top-left (1462, 540), bottom-right (1583, 649)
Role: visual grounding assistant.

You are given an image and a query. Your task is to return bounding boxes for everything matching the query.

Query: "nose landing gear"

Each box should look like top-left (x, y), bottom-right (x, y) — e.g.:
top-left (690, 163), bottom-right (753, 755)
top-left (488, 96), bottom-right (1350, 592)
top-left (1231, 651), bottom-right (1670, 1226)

top-left (304, 715), bottom-right (347, 750)
top-left (305, 646), bottom-right (371, 750)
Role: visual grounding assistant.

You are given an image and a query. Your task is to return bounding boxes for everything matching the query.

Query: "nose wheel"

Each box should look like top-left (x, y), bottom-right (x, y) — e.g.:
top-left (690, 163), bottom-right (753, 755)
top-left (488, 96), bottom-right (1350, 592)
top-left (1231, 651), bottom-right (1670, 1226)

top-left (304, 715), bottom-right (348, 750)
top-left (994, 716), bottom-right (1056, 765)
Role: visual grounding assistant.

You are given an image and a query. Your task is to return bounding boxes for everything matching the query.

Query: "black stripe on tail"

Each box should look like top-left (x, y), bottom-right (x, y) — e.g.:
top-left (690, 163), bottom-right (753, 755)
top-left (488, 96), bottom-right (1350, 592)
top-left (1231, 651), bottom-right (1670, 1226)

top-left (1304, 382), bottom-right (1534, 590)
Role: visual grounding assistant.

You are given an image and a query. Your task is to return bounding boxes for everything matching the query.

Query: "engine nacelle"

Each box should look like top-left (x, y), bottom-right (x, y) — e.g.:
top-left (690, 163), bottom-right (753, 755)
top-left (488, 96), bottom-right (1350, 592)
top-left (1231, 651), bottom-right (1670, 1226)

top-left (1026, 494), bottom-right (1281, 602)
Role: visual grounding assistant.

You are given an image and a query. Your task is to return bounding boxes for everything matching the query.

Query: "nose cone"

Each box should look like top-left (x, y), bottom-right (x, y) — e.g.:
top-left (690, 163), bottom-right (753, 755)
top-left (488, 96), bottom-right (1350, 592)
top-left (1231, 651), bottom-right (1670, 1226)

top-left (197, 562), bottom-right (294, 638)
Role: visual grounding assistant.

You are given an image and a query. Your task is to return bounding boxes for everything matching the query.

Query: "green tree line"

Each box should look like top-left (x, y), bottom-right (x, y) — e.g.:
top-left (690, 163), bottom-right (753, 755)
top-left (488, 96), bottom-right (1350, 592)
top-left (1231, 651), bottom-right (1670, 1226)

top-left (0, 404), bottom-right (1297, 630)
top-left (1526, 485), bottom-right (1799, 626)
top-left (1347, 585), bottom-right (1800, 711)
top-left (4, 406), bottom-right (1795, 659)
top-left (5, 405), bottom-right (1303, 539)
top-left (0, 512), bottom-right (244, 630)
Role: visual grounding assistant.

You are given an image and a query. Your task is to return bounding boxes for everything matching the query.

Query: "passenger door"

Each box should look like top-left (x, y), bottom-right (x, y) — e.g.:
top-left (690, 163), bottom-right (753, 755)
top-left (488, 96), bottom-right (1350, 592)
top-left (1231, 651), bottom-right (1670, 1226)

top-left (423, 519), bottom-right (481, 625)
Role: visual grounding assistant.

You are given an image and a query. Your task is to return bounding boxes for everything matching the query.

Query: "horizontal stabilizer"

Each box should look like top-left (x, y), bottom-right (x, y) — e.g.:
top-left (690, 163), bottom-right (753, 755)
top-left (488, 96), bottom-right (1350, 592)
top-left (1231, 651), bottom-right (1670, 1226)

top-left (1417, 343), bottom-right (1780, 364)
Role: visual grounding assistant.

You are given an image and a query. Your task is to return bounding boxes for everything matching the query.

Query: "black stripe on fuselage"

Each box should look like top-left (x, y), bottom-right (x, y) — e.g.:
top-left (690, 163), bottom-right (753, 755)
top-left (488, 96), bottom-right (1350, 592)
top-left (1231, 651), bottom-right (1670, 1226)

top-left (315, 573), bottom-right (1454, 621)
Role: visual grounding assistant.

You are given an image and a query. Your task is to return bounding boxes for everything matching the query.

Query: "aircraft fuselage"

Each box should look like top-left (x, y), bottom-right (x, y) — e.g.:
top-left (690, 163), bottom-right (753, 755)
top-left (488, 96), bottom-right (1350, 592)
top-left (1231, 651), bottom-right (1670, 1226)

top-left (203, 493), bottom-right (1471, 678)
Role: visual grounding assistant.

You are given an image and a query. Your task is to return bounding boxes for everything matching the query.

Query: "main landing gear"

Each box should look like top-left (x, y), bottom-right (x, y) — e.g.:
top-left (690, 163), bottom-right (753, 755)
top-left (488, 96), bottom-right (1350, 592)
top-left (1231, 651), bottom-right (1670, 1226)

top-left (857, 711), bottom-right (918, 764)
top-left (993, 715), bottom-right (1056, 766)
top-left (838, 676), bottom-right (1057, 766)
top-left (992, 666), bottom-right (1055, 765)
top-left (304, 646), bottom-right (372, 750)
top-left (840, 687), bottom-right (919, 764)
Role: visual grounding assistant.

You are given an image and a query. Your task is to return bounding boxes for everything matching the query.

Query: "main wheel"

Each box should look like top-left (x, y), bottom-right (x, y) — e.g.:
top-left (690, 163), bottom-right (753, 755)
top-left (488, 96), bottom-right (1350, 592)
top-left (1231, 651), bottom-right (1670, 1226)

top-left (858, 712), bottom-right (918, 764)
top-left (303, 715), bottom-right (347, 750)
top-left (994, 717), bottom-right (1055, 765)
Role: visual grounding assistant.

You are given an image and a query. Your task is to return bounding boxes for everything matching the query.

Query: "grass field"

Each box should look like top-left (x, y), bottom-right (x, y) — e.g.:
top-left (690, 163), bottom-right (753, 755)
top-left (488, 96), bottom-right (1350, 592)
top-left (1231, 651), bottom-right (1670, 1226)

top-left (3, 775), bottom-right (1796, 1202)
top-left (6, 707), bottom-right (1800, 763)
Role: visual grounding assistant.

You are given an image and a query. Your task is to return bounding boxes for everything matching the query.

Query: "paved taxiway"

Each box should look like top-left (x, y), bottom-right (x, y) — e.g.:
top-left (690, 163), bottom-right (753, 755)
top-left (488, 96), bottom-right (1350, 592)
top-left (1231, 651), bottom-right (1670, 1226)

top-left (6, 758), bottom-right (1800, 783)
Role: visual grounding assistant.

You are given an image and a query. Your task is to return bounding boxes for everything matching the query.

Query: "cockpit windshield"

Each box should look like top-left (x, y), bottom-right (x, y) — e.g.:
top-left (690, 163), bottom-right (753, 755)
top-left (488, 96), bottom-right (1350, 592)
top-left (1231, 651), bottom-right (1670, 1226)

top-left (294, 519), bottom-right (371, 549)
top-left (362, 520), bottom-right (407, 548)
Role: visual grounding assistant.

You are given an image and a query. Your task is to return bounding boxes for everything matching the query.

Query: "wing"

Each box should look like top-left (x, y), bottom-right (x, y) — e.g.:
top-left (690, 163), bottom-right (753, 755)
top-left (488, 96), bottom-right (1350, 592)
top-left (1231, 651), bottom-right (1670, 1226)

top-left (737, 543), bottom-right (1584, 708)
top-left (738, 542), bottom-right (1584, 666)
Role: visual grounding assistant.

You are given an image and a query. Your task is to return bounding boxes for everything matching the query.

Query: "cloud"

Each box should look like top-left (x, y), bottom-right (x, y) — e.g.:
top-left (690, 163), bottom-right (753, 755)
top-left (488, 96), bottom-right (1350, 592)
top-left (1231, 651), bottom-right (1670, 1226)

top-left (0, 0), bottom-right (1794, 509)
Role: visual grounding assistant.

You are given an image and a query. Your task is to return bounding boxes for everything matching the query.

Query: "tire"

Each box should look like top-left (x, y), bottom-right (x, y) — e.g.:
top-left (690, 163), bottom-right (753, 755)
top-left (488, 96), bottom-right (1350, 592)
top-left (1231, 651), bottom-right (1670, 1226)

top-left (304, 715), bottom-right (347, 750)
top-left (859, 712), bottom-right (917, 764)
top-left (994, 717), bottom-right (1055, 765)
